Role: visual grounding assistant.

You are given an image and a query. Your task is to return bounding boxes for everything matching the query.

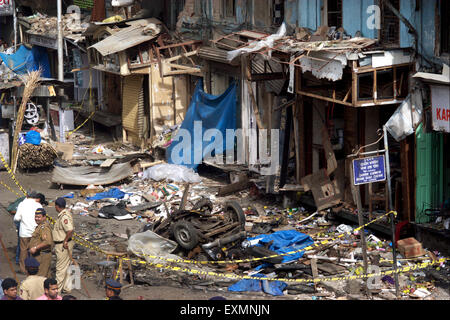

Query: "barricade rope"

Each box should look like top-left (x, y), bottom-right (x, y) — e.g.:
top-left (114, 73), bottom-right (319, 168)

top-left (0, 152), bottom-right (29, 196)
top-left (66, 111), bottom-right (95, 138)
top-left (119, 255), bottom-right (448, 284)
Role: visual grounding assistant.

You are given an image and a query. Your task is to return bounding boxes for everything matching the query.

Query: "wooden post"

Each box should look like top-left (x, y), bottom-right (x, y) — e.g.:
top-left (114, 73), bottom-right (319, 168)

top-left (349, 160), bottom-right (370, 295)
top-left (352, 61), bottom-right (358, 106)
top-left (293, 102), bottom-right (301, 184)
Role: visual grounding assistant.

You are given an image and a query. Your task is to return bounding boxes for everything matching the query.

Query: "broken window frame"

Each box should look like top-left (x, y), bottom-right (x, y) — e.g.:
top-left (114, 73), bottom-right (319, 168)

top-left (324, 0), bottom-right (343, 29)
top-left (379, 0), bottom-right (401, 48)
top-left (296, 62), bottom-right (414, 107)
top-left (223, 0), bottom-right (237, 19)
top-left (440, 0), bottom-right (450, 55)
top-left (272, 0), bottom-right (285, 27)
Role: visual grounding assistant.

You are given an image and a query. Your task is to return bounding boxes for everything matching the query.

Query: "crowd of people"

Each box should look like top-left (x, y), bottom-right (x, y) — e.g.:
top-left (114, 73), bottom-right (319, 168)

top-left (0, 192), bottom-right (123, 300)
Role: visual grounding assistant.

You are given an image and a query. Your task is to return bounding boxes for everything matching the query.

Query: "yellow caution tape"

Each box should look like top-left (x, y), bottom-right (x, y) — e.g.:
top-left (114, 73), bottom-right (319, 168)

top-left (119, 256), bottom-right (448, 284)
top-left (0, 159), bottom-right (400, 268)
top-left (0, 181), bottom-right (23, 198)
top-left (66, 111), bottom-right (95, 138)
top-left (2, 157), bottom-right (447, 285)
top-left (0, 151), bottom-right (29, 197)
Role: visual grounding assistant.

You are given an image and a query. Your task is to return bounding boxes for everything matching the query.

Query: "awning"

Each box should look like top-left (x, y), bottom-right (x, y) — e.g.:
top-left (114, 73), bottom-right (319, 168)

top-left (89, 18), bottom-right (162, 56)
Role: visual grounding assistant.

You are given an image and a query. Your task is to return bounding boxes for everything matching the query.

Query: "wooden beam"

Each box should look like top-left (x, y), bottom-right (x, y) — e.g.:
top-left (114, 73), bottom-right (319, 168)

top-left (157, 40), bottom-right (202, 50)
top-left (165, 50), bottom-right (199, 63)
top-left (352, 60), bottom-right (358, 106)
top-left (293, 103), bottom-right (301, 184)
top-left (250, 72), bottom-right (285, 81)
top-left (297, 90), bottom-right (354, 107)
top-left (163, 68), bottom-right (202, 76)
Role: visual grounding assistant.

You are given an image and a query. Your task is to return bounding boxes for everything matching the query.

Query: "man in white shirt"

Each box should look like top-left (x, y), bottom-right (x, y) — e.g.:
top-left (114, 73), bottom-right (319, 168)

top-left (13, 192), bottom-right (46, 274)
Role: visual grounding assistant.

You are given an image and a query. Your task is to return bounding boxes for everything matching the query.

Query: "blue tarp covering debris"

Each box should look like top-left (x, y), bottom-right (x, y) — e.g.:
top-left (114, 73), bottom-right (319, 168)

top-left (167, 79), bottom-right (237, 170)
top-left (25, 130), bottom-right (41, 145)
top-left (0, 45), bottom-right (51, 78)
top-left (86, 188), bottom-right (126, 201)
top-left (228, 274), bottom-right (288, 296)
top-left (247, 230), bottom-right (315, 263)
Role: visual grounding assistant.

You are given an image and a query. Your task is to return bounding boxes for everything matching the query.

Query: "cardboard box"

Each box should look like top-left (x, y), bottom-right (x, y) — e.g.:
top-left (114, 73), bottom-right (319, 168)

top-left (397, 237), bottom-right (426, 258)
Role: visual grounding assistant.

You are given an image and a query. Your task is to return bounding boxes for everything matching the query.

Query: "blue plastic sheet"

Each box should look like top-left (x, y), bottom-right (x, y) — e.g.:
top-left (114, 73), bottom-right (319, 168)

top-left (86, 188), bottom-right (126, 201)
top-left (228, 274), bottom-right (287, 296)
top-left (167, 79), bottom-right (237, 169)
top-left (247, 230), bottom-right (315, 263)
top-left (25, 130), bottom-right (41, 145)
top-left (0, 45), bottom-right (51, 78)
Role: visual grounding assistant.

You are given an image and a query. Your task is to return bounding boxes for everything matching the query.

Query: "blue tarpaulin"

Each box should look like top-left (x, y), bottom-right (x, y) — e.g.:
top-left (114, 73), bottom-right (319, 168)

top-left (228, 274), bottom-right (287, 296)
top-left (247, 230), bottom-right (315, 263)
top-left (167, 79), bottom-right (237, 170)
top-left (86, 188), bottom-right (126, 201)
top-left (25, 130), bottom-right (41, 145)
top-left (0, 45), bottom-right (51, 78)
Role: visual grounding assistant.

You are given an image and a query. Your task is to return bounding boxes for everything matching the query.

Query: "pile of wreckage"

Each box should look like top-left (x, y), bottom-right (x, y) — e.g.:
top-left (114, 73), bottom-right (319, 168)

top-left (43, 132), bottom-right (448, 300)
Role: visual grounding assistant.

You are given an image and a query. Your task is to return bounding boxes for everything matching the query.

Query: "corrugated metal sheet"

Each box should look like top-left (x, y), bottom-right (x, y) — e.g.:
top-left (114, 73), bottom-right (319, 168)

top-left (198, 46), bottom-right (240, 66)
top-left (251, 56), bottom-right (285, 95)
top-left (122, 75), bottom-right (144, 137)
top-left (89, 18), bottom-right (162, 56)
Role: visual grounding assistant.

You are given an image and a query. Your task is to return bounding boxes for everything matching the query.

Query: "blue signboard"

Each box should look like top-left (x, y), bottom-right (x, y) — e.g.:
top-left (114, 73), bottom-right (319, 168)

top-left (352, 155), bottom-right (386, 186)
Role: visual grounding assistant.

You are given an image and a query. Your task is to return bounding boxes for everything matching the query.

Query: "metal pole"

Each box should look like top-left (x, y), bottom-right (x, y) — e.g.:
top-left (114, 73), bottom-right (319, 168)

top-left (57, 0), bottom-right (65, 142)
top-left (383, 125), bottom-right (400, 298)
top-left (12, 0), bottom-right (17, 52)
top-left (350, 161), bottom-right (370, 296)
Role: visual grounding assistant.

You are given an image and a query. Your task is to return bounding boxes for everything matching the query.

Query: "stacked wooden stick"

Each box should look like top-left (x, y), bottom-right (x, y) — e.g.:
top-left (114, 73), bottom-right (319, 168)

top-left (18, 143), bottom-right (57, 170)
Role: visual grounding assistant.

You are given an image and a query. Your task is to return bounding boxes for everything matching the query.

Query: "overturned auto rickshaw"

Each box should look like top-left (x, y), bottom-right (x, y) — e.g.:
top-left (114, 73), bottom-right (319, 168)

top-left (152, 199), bottom-right (247, 260)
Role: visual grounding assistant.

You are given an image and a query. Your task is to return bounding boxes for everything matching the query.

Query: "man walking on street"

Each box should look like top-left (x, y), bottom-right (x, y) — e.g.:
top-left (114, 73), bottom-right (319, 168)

top-left (13, 192), bottom-right (46, 274)
top-left (36, 278), bottom-right (62, 300)
top-left (28, 208), bottom-right (53, 277)
top-left (19, 257), bottom-right (46, 300)
top-left (52, 197), bottom-right (74, 294)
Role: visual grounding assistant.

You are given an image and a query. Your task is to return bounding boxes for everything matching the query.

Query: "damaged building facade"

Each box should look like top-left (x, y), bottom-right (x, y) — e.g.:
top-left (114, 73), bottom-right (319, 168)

top-left (174, 0), bottom-right (450, 245)
top-left (1, 0), bottom-right (449, 252)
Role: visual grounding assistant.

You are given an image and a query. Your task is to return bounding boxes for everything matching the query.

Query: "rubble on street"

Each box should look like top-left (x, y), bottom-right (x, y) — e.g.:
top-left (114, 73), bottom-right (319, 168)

top-left (0, 0), bottom-right (449, 303)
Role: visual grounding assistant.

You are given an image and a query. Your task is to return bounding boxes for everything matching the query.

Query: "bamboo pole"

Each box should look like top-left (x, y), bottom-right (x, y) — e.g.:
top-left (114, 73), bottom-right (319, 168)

top-left (10, 70), bottom-right (42, 173)
top-left (0, 235), bottom-right (19, 284)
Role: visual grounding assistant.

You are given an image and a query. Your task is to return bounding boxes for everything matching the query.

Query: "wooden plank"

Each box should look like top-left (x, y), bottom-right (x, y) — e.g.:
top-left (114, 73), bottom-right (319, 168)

top-left (297, 90), bottom-right (354, 107)
top-left (352, 60), bottom-right (358, 106)
top-left (293, 104), bottom-right (301, 184)
top-left (100, 158), bottom-right (116, 168)
top-left (164, 68), bottom-right (202, 76)
top-left (157, 40), bottom-right (202, 50)
top-left (250, 72), bottom-right (285, 81)
top-left (217, 177), bottom-right (250, 196)
top-left (165, 50), bottom-right (199, 63)
top-left (311, 258), bottom-right (319, 291)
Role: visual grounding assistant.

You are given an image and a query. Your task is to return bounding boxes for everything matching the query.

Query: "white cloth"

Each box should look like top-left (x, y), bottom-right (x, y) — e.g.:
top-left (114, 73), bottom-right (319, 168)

top-left (13, 198), bottom-right (42, 238)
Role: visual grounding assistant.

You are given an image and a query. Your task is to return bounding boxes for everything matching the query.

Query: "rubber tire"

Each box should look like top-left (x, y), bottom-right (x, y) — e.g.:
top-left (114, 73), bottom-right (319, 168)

top-left (172, 220), bottom-right (199, 250)
top-left (224, 201), bottom-right (246, 230)
top-left (192, 198), bottom-right (213, 214)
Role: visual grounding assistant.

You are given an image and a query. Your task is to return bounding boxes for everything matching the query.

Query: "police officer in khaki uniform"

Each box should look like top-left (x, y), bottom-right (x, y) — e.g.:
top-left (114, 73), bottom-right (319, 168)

top-left (28, 208), bottom-right (53, 277)
top-left (19, 257), bottom-right (46, 300)
top-left (51, 197), bottom-right (74, 294)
